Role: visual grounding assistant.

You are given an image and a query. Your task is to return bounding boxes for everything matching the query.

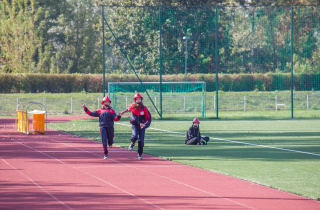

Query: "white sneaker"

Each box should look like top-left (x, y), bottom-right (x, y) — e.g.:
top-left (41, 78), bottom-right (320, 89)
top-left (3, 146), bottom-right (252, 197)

top-left (128, 143), bottom-right (134, 151)
top-left (138, 155), bottom-right (143, 160)
top-left (103, 155), bottom-right (108, 159)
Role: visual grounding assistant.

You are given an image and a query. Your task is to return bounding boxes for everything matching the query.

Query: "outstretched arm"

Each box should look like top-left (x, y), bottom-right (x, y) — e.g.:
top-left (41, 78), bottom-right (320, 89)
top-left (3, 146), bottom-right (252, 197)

top-left (83, 104), bottom-right (99, 117)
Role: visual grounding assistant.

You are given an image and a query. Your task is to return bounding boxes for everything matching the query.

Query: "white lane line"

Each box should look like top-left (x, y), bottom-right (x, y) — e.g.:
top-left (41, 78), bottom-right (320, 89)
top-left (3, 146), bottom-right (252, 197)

top-left (115, 122), bottom-right (320, 157)
top-left (0, 156), bottom-right (72, 210)
top-left (30, 130), bottom-right (258, 210)
top-left (0, 134), bottom-right (164, 210)
top-left (74, 165), bottom-right (186, 169)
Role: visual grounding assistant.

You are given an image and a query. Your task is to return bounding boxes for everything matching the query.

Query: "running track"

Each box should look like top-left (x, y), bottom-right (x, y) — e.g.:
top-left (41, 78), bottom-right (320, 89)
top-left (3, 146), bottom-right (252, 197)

top-left (1, 116), bottom-right (319, 210)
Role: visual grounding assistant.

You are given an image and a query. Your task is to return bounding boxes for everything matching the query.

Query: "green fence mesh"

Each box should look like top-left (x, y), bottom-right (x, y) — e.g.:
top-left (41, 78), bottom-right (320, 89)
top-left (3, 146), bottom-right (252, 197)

top-left (108, 82), bottom-right (206, 118)
top-left (102, 5), bottom-right (320, 119)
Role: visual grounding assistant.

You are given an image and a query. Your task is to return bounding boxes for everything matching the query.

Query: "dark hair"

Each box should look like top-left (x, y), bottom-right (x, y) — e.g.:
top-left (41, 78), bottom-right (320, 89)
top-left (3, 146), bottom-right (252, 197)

top-left (131, 102), bottom-right (143, 109)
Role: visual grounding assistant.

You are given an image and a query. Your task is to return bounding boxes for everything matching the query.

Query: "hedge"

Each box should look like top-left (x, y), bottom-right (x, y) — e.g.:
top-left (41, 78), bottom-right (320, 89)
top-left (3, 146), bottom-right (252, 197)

top-left (0, 73), bottom-right (319, 93)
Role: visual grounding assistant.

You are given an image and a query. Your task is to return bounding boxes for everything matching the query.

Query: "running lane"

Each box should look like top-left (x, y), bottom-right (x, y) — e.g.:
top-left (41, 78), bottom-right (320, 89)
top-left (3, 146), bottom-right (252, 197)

top-left (1, 117), bottom-right (319, 210)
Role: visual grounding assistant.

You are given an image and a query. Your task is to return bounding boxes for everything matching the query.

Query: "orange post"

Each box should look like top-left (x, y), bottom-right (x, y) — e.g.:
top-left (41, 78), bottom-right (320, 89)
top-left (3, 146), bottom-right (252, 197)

top-left (32, 113), bottom-right (45, 134)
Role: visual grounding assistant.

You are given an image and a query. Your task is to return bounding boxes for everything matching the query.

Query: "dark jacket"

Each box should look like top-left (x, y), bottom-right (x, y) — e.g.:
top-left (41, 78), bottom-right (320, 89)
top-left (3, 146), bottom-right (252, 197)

top-left (84, 107), bottom-right (121, 127)
top-left (185, 125), bottom-right (201, 143)
top-left (129, 105), bottom-right (152, 128)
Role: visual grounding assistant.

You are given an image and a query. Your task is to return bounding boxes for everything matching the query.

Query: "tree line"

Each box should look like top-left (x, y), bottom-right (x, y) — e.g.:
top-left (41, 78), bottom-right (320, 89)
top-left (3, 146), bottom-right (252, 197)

top-left (1, 0), bottom-right (319, 75)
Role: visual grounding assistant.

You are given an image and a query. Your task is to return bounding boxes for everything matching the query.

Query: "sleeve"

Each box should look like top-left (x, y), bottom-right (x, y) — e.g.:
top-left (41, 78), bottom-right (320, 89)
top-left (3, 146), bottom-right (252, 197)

top-left (84, 107), bottom-right (100, 117)
top-left (112, 110), bottom-right (121, 121)
top-left (144, 107), bottom-right (152, 128)
top-left (185, 127), bottom-right (193, 141)
top-left (186, 130), bottom-right (191, 141)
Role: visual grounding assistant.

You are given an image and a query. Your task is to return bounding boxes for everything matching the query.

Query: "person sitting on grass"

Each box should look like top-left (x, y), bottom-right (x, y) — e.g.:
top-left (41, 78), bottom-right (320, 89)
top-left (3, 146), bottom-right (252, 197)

top-left (185, 118), bottom-right (209, 145)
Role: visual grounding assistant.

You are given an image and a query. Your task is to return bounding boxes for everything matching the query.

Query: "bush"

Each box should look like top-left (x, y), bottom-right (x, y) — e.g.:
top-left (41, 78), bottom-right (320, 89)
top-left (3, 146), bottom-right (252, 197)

top-left (0, 73), bottom-right (319, 93)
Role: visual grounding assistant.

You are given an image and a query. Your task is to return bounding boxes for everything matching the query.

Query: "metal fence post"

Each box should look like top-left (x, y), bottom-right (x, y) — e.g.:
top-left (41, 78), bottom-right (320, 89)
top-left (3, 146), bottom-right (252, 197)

top-left (291, 6), bottom-right (294, 118)
top-left (43, 97), bottom-right (45, 107)
top-left (126, 96), bottom-right (128, 108)
top-left (214, 95), bottom-right (216, 111)
top-left (154, 96), bottom-right (157, 112)
top-left (71, 97), bottom-right (73, 114)
top-left (215, 6), bottom-right (219, 118)
top-left (159, 5), bottom-right (162, 119)
top-left (17, 98), bottom-right (19, 107)
top-left (244, 96), bottom-right (246, 111)
top-left (98, 97), bottom-right (100, 109)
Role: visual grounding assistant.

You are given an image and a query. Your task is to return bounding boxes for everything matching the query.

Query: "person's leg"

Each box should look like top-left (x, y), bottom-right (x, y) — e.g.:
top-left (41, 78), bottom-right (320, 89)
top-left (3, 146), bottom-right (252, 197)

top-left (100, 127), bottom-right (108, 157)
top-left (137, 128), bottom-right (145, 159)
top-left (185, 137), bottom-right (200, 145)
top-left (106, 127), bottom-right (114, 147)
top-left (129, 125), bottom-right (139, 150)
top-left (201, 136), bottom-right (209, 144)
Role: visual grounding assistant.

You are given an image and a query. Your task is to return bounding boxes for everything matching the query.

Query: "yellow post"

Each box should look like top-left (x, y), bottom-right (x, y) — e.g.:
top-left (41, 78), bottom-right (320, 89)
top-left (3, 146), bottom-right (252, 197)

top-left (17, 110), bottom-right (29, 134)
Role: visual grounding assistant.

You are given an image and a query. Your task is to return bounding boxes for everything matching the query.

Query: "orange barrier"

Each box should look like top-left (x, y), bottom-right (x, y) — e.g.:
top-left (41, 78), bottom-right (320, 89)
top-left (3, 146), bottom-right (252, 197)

top-left (16, 109), bottom-right (46, 135)
top-left (32, 112), bottom-right (45, 134)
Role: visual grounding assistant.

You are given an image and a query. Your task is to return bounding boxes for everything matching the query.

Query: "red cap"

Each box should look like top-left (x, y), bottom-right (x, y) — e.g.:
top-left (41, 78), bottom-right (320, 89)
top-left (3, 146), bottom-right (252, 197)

top-left (193, 117), bottom-right (200, 123)
top-left (133, 92), bottom-right (143, 101)
top-left (101, 96), bottom-right (111, 105)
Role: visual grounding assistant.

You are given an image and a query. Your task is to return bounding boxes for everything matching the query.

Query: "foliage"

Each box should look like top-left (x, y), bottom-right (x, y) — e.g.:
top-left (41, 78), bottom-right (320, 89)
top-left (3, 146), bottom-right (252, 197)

top-left (0, 73), bottom-right (319, 93)
top-left (0, 0), bottom-right (320, 75)
top-left (0, 0), bottom-right (42, 73)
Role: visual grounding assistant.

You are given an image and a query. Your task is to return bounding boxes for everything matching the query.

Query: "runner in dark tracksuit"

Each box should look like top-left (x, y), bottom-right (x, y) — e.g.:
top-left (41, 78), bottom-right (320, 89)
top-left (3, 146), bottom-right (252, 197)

top-left (126, 92), bottom-right (152, 160)
top-left (185, 118), bottom-right (209, 145)
top-left (82, 96), bottom-right (122, 159)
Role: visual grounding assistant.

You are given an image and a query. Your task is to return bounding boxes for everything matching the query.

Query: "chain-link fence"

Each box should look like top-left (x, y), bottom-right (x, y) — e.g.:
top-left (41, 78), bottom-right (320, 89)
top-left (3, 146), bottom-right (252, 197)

top-left (102, 5), bottom-right (320, 119)
top-left (2, 93), bottom-right (319, 118)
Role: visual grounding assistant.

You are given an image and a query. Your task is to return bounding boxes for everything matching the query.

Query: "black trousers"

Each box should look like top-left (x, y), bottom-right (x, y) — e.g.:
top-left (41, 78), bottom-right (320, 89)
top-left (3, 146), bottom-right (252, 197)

top-left (185, 137), bottom-right (200, 145)
top-left (100, 127), bottom-right (114, 154)
top-left (131, 125), bottom-right (145, 156)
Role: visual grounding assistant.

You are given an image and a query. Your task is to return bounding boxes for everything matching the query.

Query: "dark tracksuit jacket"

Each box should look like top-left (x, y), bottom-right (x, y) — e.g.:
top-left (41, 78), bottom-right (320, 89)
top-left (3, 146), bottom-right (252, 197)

top-left (84, 107), bottom-right (121, 154)
top-left (129, 105), bottom-right (152, 155)
top-left (185, 125), bottom-right (201, 145)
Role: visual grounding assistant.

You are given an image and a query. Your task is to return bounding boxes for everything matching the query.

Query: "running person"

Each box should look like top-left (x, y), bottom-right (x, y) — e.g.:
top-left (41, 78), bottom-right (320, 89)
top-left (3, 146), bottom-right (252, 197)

top-left (185, 118), bottom-right (209, 145)
top-left (82, 96), bottom-right (122, 159)
top-left (125, 92), bottom-right (152, 160)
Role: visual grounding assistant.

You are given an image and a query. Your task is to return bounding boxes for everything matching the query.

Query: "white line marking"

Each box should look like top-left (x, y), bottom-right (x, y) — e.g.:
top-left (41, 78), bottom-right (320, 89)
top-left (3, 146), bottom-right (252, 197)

top-left (115, 122), bottom-right (320, 157)
top-left (74, 165), bottom-right (186, 169)
top-left (18, 130), bottom-right (258, 210)
top-left (0, 134), bottom-right (164, 210)
top-left (0, 156), bottom-right (72, 210)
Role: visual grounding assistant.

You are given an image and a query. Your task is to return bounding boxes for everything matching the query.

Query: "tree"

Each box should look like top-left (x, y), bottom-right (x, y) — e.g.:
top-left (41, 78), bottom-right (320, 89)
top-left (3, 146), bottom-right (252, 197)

top-left (47, 0), bottom-right (101, 74)
top-left (0, 0), bottom-right (42, 73)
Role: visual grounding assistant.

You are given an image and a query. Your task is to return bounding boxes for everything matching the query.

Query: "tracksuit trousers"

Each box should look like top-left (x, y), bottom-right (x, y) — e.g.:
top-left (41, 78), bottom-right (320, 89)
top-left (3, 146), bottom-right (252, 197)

top-left (131, 125), bottom-right (145, 156)
top-left (100, 127), bottom-right (114, 155)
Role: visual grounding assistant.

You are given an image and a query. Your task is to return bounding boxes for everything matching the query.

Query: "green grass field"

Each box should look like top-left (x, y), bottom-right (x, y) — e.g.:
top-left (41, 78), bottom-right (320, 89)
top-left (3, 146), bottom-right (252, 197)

top-left (48, 118), bottom-right (320, 200)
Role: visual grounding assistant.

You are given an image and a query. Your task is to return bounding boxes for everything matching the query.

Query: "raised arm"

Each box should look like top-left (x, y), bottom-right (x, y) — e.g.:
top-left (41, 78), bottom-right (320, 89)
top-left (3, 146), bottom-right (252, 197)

top-left (83, 104), bottom-right (99, 117)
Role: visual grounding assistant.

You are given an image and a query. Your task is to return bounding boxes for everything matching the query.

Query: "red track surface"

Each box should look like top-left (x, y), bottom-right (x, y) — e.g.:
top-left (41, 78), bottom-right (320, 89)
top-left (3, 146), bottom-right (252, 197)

top-left (1, 117), bottom-right (320, 210)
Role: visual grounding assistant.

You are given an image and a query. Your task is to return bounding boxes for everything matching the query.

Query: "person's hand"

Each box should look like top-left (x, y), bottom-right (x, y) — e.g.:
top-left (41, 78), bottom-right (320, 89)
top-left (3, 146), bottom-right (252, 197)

top-left (82, 104), bottom-right (86, 109)
top-left (140, 123), bottom-right (146, 129)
